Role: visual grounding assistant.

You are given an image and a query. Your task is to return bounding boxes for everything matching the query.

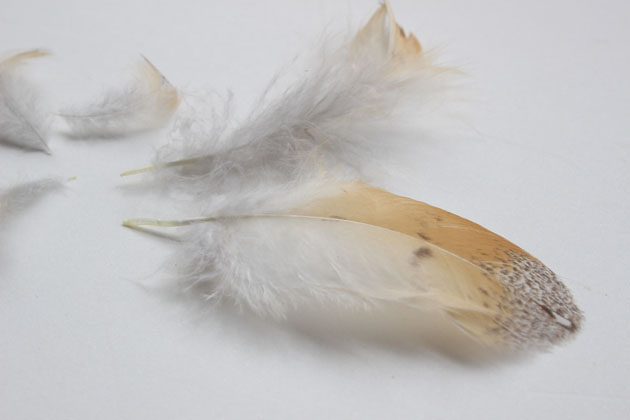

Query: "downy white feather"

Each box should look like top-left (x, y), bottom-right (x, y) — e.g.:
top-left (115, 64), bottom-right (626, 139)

top-left (0, 50), bottom-right (51, 153)
top-left (59, 57), bottom-right (179, 138)
top-left (0, 178), bottom-right (64, 224)
top-left (122, 1), bottom-right (461, 199)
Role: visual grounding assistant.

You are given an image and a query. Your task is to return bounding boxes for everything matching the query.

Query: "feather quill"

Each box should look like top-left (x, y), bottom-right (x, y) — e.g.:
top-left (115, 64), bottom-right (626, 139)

top-left (124, 179), bottom-right (582, 350)
top-left (59, 57), bottom-right (179, 138)
top-left (121, 0), bottom-right (458, 198)
top-left (0, 50), bottom-right (51, 153)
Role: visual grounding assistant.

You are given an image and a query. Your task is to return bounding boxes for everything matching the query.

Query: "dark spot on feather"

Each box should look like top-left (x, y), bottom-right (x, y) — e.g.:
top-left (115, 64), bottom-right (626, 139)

top-left (414, 247), bottom-right (432, 258)
top-left (479, 288), bottom-right (489, 296)
top-left (417, 232), bottom-right (430, 241)
top-left (329, 215), bottom-right (347, 220)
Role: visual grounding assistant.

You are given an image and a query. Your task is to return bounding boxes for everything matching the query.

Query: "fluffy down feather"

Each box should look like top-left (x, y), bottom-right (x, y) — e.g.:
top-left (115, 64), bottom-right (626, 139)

top-left (122, 1), bottom-right (460, 199)
top-left (0, 50), bottom-right (51, 153)
top-left (59, 57), bottom-right (179, 138)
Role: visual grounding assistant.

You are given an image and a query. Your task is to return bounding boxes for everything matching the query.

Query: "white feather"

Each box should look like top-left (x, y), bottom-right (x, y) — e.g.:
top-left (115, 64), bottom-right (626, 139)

top-left (123, 1), bottom-right (461, 199)
top-left (59, 57), bottom-right (179, 139)
top-left (0, 178), bottom-right (64, 223)
top-left (0, 50), bottom-right (51, 154)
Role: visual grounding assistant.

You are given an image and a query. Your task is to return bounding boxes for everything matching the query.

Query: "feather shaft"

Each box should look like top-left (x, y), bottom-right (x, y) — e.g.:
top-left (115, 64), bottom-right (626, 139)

top-left (120, 157), bottom-right (202, 177)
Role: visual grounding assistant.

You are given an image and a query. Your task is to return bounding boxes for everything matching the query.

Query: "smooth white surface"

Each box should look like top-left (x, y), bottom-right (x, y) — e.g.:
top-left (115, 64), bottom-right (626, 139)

top-left (1, 0), bottom-right (629, 418)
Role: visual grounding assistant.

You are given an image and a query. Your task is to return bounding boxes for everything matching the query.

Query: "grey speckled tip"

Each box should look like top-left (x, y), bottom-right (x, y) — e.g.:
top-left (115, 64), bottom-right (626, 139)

top-left (493, 250), bottom-right (583, 350)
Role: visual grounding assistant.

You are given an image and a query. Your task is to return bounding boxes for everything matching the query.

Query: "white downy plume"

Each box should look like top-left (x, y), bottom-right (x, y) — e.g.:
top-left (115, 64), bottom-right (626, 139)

top-left (59, 57), bottom-right (179, 138)
top-left (121, 1), bottom-right (461, 198)
top-left (0, 177), bottom-right (64, 223)
top-left (0, 50), bottom-right (52, 154)
top-left (123, 177), bottom-right (583, 350)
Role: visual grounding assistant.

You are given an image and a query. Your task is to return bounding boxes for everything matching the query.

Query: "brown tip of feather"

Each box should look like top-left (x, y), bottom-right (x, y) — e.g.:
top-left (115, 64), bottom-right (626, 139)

top-left (138, 55), bottom-right (180, 113)
top-left (0, 49), bottom-right (50, 68)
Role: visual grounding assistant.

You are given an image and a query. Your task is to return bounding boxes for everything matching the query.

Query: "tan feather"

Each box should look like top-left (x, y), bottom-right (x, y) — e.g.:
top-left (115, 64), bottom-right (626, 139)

top-left (124, 181), bottom-right (582, 349)
top-left (291, 182), bottom-right (583, 348)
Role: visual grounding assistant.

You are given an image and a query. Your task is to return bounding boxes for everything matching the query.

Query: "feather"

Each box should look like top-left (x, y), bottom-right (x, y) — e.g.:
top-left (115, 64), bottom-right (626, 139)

top-left (59, 56), bottom-right (179, 139)
top-left (120, 0), bottom-right (459, 199)
top-left (0, 49), bottom-right (52, 153)
top-left (120, 2), bottom-right (582, 350)
top-left (124, 180), bottom-right (583, 350)
top-left (0, 177), bottom-right (64, 223)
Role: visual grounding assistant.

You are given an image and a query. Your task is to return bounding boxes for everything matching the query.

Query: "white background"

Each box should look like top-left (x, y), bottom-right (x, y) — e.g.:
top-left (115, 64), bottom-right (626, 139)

top-left (1, 0), bottom-right (629, 418)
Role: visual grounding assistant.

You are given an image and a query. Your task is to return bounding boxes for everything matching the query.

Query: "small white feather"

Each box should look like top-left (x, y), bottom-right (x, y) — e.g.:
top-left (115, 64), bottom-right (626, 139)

top-left (59, 57), bottom-right (179, 138)
top-left (0, 50), bottom-right (51, 154)
top-left (0, 178), bottom-right (64, 223)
